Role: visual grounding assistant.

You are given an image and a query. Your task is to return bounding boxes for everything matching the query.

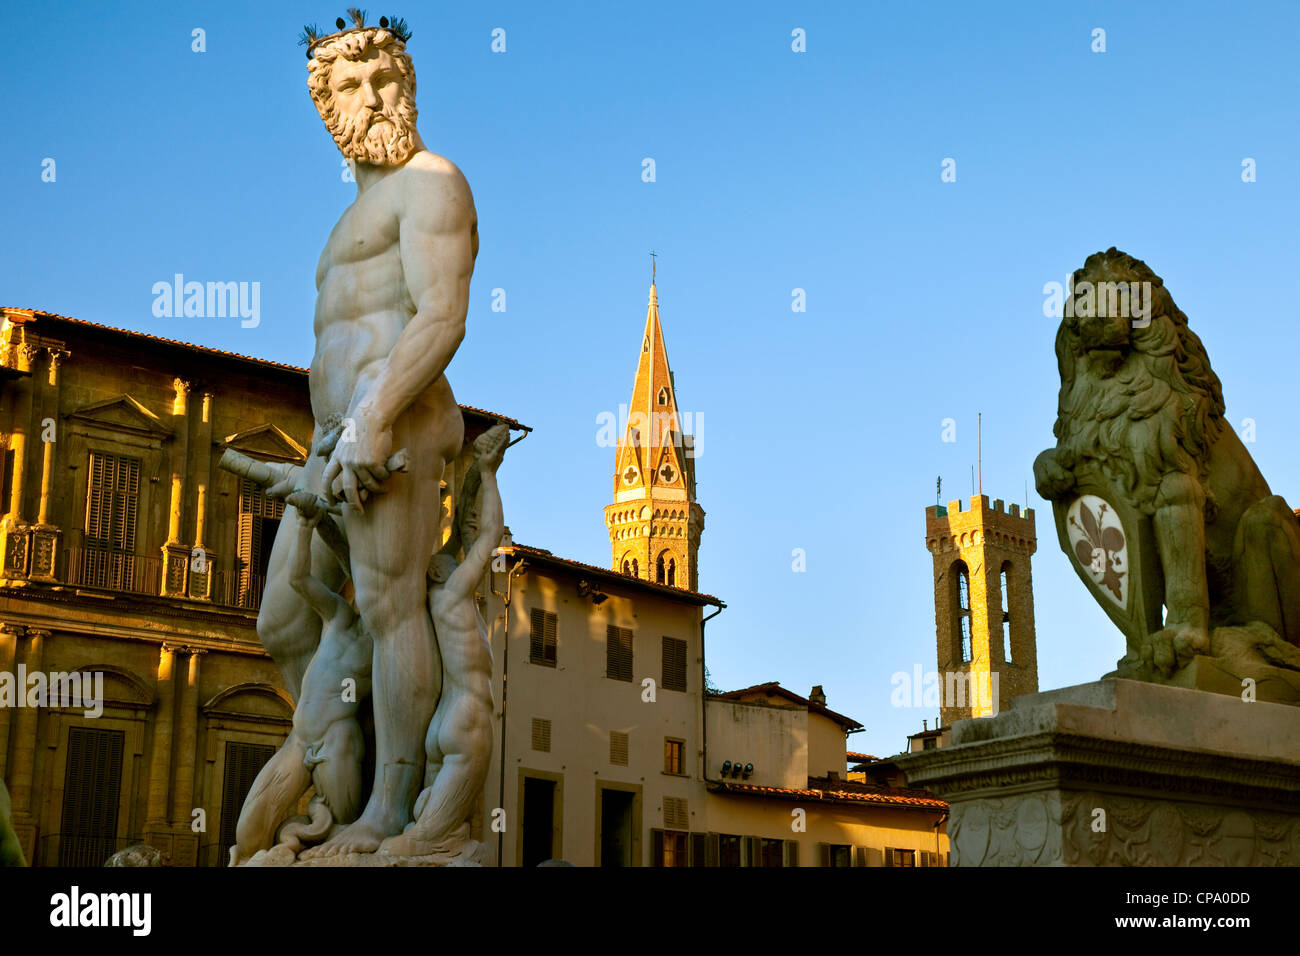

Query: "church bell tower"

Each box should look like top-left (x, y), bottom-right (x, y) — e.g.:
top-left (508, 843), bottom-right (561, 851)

top-left (604, 279), bottom-right (704, 590)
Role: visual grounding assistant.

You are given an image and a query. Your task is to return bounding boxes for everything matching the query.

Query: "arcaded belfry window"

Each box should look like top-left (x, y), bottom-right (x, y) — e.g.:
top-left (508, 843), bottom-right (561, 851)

top-left (1000, 562), bottom-right (1013, 663)
top-left (953, 560), bottom-right (972, 664)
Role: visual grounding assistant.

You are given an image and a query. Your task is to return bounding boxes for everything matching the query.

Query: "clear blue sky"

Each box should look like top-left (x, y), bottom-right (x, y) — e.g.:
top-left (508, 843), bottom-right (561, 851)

top-left (4, 1), bottom-right (1298, 758)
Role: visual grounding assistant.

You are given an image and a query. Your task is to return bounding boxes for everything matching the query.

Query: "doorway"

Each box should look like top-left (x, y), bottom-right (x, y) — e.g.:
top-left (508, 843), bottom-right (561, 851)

top-left (521, 776), bottom-right (557, 866)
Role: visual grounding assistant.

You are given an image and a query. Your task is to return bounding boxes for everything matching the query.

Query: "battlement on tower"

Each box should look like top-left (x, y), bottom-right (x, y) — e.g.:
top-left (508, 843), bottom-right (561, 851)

top-left (925, 495), bottom-right (1036, 551)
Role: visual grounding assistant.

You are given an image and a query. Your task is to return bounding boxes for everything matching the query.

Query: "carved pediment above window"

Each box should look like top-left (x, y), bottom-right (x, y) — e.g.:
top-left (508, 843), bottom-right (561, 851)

top-left (66, 394), bottom-right (172, 439)
top-left (222, 424), bottom-right (308, 464)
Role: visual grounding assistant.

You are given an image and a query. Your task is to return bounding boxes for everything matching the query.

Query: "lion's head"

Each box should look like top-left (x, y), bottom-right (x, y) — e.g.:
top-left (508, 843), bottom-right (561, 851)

top-left (1052, 248), bottom-right (1224, 514)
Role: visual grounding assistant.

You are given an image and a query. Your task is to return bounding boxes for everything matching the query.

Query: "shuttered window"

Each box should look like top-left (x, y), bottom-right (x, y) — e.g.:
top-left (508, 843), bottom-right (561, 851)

top-left (609, 730), bottom-right (629, 766)
top-left (886, 847), bottom-right (917, 867)
top-left (760, 838), bottom-right (785, 868)
top-left (661, 636), bottom-right (687, 692)
top-left (529, 608), bottom-right (557, 666)
top-left (651, 828), bottom-right (690, 867)
top-left (531, 718), bottom-right (551, 752)
top-left (58, 727), bottom-right (126, 866)
top-left (690, 832), bottom-right (707, 868)
top-left (717, 833), bottom-right (742, 867)
top-left (219, 741), bottom-right (275, 865)
top-left (236, 477), bottom-right (284, 608)
top-left (83, 453), bottom-right (141, 589)
top-left (664, 796), bottom-right (689, 831)
top-left (664, 737), bottom-right (684, 775)
top-left (606, 625), bottom-right (633, 681)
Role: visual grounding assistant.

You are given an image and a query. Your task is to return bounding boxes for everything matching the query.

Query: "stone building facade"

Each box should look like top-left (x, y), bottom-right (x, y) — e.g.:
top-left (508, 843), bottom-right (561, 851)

top-left (0, 307), bottom-right (512, 865)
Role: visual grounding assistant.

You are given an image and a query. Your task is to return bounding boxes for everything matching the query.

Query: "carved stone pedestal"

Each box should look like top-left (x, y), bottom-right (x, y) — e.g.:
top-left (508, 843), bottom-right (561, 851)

top-left (896, 678), bottom-right (1300, 866)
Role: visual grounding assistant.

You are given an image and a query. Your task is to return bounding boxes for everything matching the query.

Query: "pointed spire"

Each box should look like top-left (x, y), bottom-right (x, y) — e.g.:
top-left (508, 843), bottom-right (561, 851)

top-left (605, 272), bottom-right (705, 590)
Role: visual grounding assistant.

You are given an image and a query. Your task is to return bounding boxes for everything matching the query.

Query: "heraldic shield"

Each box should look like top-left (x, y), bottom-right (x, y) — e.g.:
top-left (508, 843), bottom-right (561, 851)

top-left (1052, 478), bottom-right (1165, 667)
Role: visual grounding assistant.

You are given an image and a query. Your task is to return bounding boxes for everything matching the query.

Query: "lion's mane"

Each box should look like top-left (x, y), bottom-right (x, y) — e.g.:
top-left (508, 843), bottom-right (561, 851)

top-left (1052, 248), bottom-right (1225, 514)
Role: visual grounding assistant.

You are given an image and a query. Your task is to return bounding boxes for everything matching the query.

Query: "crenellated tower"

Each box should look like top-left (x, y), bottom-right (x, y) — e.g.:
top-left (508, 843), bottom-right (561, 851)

top-left (924, 495), bottom-right (1038, 725)
top-left (604, 280), bottom-right (704, 590)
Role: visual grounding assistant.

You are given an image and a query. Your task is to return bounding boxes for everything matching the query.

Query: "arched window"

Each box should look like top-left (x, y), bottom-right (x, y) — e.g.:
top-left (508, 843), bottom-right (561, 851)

top-left (656, 554), bottom-right (666, 583)
top-left (631, 559), bottom-right (639, 576)
top-left (622, 560), bottom-right (631, 575)
top-left (1001, 562), bottom-right (1013, 663)
top-left (666, 558), bottom-right (676, 587)
top-left (954, 561), bottom-right (972, 664)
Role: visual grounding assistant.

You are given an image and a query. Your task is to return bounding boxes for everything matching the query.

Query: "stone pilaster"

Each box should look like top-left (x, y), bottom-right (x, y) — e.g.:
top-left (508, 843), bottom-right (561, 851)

top-left (143, 644), bottom-right (178, 856)
top-left (7, 627), bottom-right (47, 862)
top-left (0, 624), bottom-right (20, 780)
top-left (170, 648), bottom-right (204, 865)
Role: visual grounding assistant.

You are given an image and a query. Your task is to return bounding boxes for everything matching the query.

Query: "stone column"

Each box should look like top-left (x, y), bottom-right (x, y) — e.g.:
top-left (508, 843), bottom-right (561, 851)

top-left (161, 378), bottom-right (192, 596)
top-left (0, 624), bottom-right (20, 780)
top-left (188, 391), bottom-right (215, 600)
top-left (0, 345), bottom-right (38, 581)
top-left (8, 628), bottom-right (46, 862)
top-left (28, 349), bottom-right (66, 581)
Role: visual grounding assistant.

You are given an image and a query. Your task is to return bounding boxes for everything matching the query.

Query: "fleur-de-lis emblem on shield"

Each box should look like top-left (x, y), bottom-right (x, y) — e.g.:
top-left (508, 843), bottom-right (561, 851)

top-left (1069, 500), bottom-right (1126, 601)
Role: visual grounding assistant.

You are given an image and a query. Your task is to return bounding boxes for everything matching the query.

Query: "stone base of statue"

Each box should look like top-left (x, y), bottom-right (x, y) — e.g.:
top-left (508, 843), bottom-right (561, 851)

top-left (896, 678), bottom-right (1300, 866)
top-left (242, 832), bottom-right (489, 868)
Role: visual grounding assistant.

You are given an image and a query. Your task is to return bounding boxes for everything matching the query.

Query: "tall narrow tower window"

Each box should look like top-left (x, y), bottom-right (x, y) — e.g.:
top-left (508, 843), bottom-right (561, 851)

top-left (956, 562), bottom-right (972, 664)
top-left (667, 558), bottom-right (676, 587)
top-left (657, 387), bottom-right (669, 406)
top-left (656, 554), bottom-right (665, 583)
top-left (1001, 562), bottom-right (1013, 663)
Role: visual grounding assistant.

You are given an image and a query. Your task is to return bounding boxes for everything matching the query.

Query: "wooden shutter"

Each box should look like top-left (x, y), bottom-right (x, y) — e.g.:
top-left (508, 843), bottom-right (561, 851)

top-left (885, 846), bottom-right (895, 867)
top-left (784, 840), bottom-right (800, 868)
top-left (745, 835), bottom-right (760, 867)
top-left (855, 845), bottom-right (868, 867)
top-left (664, 796), bottom-right (689, 830)
top-left (605, 625), bottom-right (633, 681)
top-left (236, 512), bottom-right (261, 607)
top-left (218, 741), bottom-right (275, 864)
top-left (661, 636), bottom-right (687, 692)
top-left (609, 730), bottom-right (629, 766)
top-left (690, 832), bottom-right (707, 867)
top-left (706, 832), bottom-right (720, 867)
top-left (819, 842), bottom-right (831, 867)
top-left (84, 452), bottom-right (141, 589)
top-left (530, 718), bottom-right (551, 752)
top-left (651, 828), bottom-right (664, 867)
top-left (529, 608), bottom-right (557, 666)
top-left (58, 727), bottom-right (126, 866)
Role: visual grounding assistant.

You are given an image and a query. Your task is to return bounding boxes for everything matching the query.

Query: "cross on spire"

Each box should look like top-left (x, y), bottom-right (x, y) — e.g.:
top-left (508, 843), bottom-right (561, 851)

top-left (650, 250), bottom-right (657, 284)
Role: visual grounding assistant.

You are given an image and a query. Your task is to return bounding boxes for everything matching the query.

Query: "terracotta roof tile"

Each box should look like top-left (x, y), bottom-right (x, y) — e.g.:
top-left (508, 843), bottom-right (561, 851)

top-left (709, 781), bottom-right (946, 811)
top-left (509, 544), bottom-right (723, 607)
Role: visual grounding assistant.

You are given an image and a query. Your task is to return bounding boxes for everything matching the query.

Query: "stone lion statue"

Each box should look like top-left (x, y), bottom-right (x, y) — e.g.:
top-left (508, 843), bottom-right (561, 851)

top-left (1034, 248), bottom-right (1300, 685)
